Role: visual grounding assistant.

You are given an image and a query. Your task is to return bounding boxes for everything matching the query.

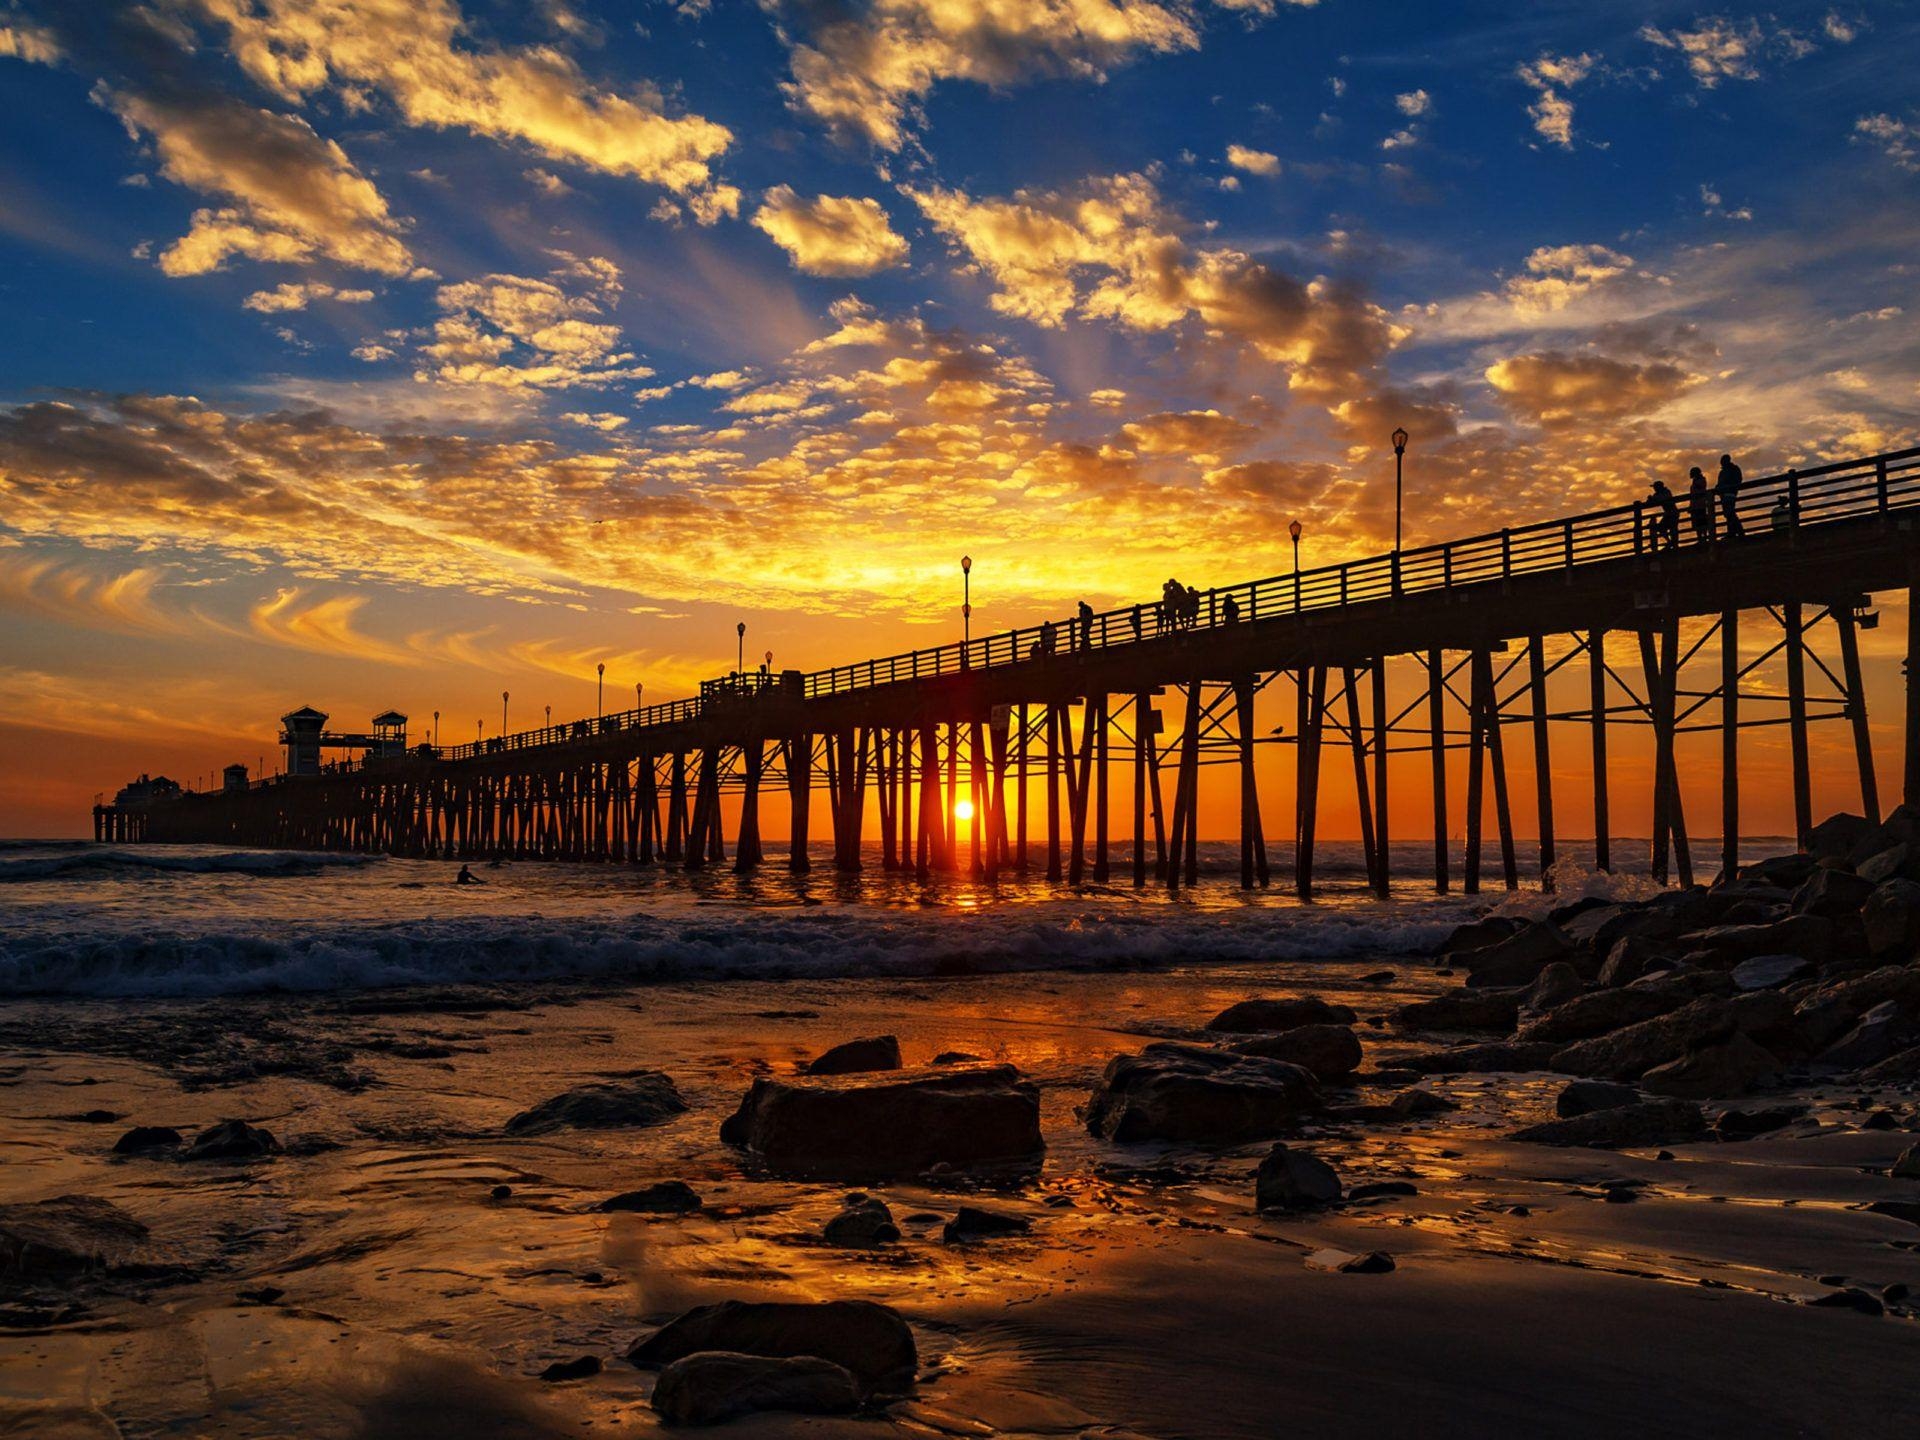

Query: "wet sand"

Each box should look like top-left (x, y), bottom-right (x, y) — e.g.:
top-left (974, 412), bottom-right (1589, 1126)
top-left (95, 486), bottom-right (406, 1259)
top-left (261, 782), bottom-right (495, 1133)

top-left (3, 960), bottom-right (1918, 1437)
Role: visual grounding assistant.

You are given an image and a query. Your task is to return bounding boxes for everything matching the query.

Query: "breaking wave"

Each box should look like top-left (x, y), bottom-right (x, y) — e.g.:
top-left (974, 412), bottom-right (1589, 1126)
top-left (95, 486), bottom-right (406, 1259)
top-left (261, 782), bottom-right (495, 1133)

top-left (0, 848), bottom-right (378, 884)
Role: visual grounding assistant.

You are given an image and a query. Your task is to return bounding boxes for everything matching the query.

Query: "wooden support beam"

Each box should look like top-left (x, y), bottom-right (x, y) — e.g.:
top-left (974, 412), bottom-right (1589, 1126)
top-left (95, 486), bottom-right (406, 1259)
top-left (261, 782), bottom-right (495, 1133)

top-left (1590, 627), bottom-right (1611, 872)
top-left (1342, 666), bottom-right (1378, 891)
top-left (1464, 647), bottom-right (1487, 896)
top-left (1046, 704), bottom-right (1063, 881)
top-left (1236, 676), bottom-right (1258, 890)
top-left (1835, 601), bottom-right (1881, 825)
top-left (1483, 654), bottom-right (1518, 892)
top-left (1527, 635), bottom-right (1555, 889)
top-left (786, 735), bottom-right (811, 872)
top-left (1639, 629), bottom-right (1672, 884)
top-left (1181, 681), bottom-right (1201, 886)
top-left (1428, 649), bottom-right (1448, 893)
top-left (945, 722), bottom-right (960, 873)
top-left (1296, 667), bottom-right (1327, 899)
top-left (735, 739), bottom-right (764, 871)
top-left (1785, 600), bottom-right (1813, 851)
top-left (969, 718), bottom-right (987, 877)
top-left (1015, 703), bottom-right (1029, 871)
top-left (1721, 610), bottom-right (1739, 881)
top-left (1371, 656), bottom-right (1390, 897)
top-left (1133, 692), bottom-right (1149, 889)
top-left (1661, 617), bottom-right (1692, 888)
top-left (665, 752), bottom-right (687, 863)
top-left (1908, 563), bottom-right (1920, 807)
top-left (1093, 694), bottom-right (1111, 883)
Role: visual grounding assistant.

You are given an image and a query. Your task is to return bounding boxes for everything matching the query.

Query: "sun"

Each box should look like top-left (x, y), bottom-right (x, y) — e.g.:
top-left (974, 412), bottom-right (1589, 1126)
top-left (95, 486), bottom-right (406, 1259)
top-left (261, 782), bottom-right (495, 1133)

top-left (952, 798), bottom-right (976, 823)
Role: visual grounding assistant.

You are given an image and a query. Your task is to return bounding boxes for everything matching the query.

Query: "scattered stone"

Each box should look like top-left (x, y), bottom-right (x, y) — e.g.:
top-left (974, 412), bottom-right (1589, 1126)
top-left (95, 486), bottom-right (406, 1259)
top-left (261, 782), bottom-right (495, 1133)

top-left (1347, 1181), bottom-right (1418, 1200)
top-left (628, 1299), bottom-right (916, 1395)
top-left (1731, 954), bottom-right (1814, 992)
top-left (66, 1110), bottom-right (119, 1124)
top-left (650, 1351), bottom-right (861, 1426)
top-left (1359, 970), bottom-right (1396, 984)
top-left (504, 1072), bottom-right (687, 1136)
top-left (1521, 962), bottom-right (1586, 1014)
top-left (1862, 879), bottom-right (1920, 960)
top-left (931, 1051), bottom-right (982, 1065)
top-left (1255, 1144), bottom-right (1342, 1211)
top-left (1392, 990), bottom-right (1523, 1034)
top-left (0, 1196), bottom-right (149, 1278)
top-left (1206, 997), bottom-right (1356, 1033)
top-left (1819, 1001), bottom-right (1918, 1071)
top-left (539, 1355), bottom-right (601, 1383)
top-left (1791, 868), bottom-right (1877, 919)
top-left (1601, 1187), bottom-right (1637, 1204)
top-left (1885, 1282), bottom-right (1911, 1304)
top-left (1550, 992), bottom-right (1793, 1081)
top-left (1866, 1199), bottom-right (1920, 1227)
top-left (1340, 1251), bottom-right (1395, 1274)
top-left (597, 1181), bottom-right (702, 1214)
top-left (1680, 915), bottom-right (1834, 968)
top-left (110, 1126), bottom-right (181, 1156)
top-left (237, 1285), bottom-right (284, 1305)
top-left (806, 1035), bottom-right (902, 1076)
top-left (825, 1197), bottom-right (899, 1247)
top-left (1808, 1288), bottom-right (1884, 1316)
top-left (1519, 982), bottom-right (1706, 1045)
top-left (1863, 1110), bottom-right (1901, 1132)
top-left (1510, 1099), bottom-right (1708, 1150)
top-left (1641, 1032), bottom-right (1781, 1100)
top-left (1808, 812), bottom-right (1875, 863)
top-left (1084, 1043), bottom-right (1321, 1145)
top-left (183, 1120), bottom-right (280, 1162)
top-left (1228, 1023), bottom-right (1362, 1081)
top-left (1388, 1088), bottom-right (1456, 1118)
top-left (1556, 1080), bottom-right (1640, 1118)
top-left (1892, 1144), bottom-right (1920, 1180)
top-left (489, 1184), bottom-right (512, 1200)
top-left (942, 1205), bottom-right (1031, 1243)
top-left (1437, 916), bottom-right (1521, 955)
top-left (1399, 1041), bottom-right (1560, 1074)
top-left (721, 1063), bottom-right (1042, 1179)
top-left (1861, 1046), bottom-right (1920, 1083)
top-left (1461, 922), bottom-right (1573, 989)
top-left (1716, 1105), bottom-right (1806, 1139)
top-left (1597, 936), bottom-right (1667, 988)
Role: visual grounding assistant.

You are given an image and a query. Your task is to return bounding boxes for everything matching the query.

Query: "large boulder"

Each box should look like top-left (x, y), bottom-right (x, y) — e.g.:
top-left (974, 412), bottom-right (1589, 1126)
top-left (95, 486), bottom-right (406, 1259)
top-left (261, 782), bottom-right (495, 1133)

top-left (1793, 965), bottom-right (1920, 1050)
top-left (1817, 1001), bottom-right (1920, 1071)
top-left (1678, 915), bottom-right (1834, 968)
top-left (1510, 1099), bottom-right (1707, 1149)
top-left (1731, 954), bottom-right (1813, 991)
top-left (1206, 997), bottom-right (1355, 1033)
top-left (1254, 1144), bottom-right (1342, 1210)
top-left (1517, 979), bottom-right (1705, 1044)
top-left (183, 1120), bottom-right (280, 1161)
top-left (1808, 812), bottom-right (1874, 864)
top-left (506, 1072), bottom-right (687, 1136)
top-left (1437, 916), bottom-right (1521, 956)
top-left (1550, 992), bottom-right (1794, 1081)
top-left (650, 1352), bottom-right (860, 1427)
top-left (1392, 988), bottom-right (1521, 1034)
top-left (805, 1035), bottom-right (901, 1076)
top-left (1227, 1024), bottom-right (1362, 1081)
top-left (627, 1299), bottom-right (916, 1395)
top-left (1520, 962), bottom-right (1587, 1015)
top-left (1589, 891), bottom-right (1716, 957)
top-left (1398, 1041), bottom-right (1560, 1074)
top-left (1792, 867), bottom-right (1877, 919)
top-left (597, 1181), bottom-right (702, 1215)
top-left (0, 1196), bottom-right (149, 1280)
top-left (1462, 922), bottom-right (1573, 988)
top-left (1084, 1043), bottom-right (1321, 1145)
top-left (1857, 844), bottom-right (1918, 886)
top-left (1641, 1032), bottom-right (1781, 1099)
top-left (1555, 1080), bottom-right (1640, 1118)
top-left (1861, 880), bottom-right (1920, 961)
top-left (824, 1197), bottom-right (899, 1248)
top-left (720, 1063), bottom-right (1041, 1180)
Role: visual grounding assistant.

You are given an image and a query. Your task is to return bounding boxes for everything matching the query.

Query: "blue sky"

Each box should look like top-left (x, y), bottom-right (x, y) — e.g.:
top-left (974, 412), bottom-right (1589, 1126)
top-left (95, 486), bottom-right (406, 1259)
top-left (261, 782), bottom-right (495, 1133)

top-left (0, 1), bottom-right (1916, 831)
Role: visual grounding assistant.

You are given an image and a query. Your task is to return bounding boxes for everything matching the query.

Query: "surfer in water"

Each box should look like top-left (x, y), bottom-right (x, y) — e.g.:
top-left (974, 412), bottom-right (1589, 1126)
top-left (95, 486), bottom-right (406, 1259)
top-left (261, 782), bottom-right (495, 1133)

top-left (456, 864), bottom-right (482, 885)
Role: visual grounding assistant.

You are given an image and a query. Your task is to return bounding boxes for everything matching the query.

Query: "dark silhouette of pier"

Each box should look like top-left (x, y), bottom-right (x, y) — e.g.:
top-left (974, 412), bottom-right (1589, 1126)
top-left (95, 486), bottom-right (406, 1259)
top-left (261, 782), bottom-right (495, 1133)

top-left (97, 447), bottom-right (1920, 897)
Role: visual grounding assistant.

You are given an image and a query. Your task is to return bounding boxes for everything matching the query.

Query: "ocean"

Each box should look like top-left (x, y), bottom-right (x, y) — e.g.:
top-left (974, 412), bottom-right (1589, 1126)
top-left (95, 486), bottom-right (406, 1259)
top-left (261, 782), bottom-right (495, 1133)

top-left (0, 836), bottom-right (1750, 998)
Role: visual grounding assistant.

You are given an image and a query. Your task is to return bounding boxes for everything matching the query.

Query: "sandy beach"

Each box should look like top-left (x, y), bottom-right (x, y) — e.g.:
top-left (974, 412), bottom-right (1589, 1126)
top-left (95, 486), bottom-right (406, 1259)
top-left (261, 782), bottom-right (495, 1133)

top-left (4, 945), bottom-right (1917, 1438)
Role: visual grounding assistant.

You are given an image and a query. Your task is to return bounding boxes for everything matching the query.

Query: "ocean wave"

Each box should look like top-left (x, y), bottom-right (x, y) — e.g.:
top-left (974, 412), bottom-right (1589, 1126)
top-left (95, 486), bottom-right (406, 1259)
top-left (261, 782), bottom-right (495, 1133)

top-left (0, 848), bottom-right (380, 884)
top-left (0, 904), bottom-right (1464, 998)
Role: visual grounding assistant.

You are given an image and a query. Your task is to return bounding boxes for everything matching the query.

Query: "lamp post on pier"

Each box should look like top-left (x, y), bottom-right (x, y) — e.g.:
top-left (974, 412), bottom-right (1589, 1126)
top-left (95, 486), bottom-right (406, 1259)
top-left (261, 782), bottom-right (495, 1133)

top-left (502, 691), bottom-right (509, 740)
top-left (962, 555), bottom-right (972, 647)
top-left (635, 682), bottom-right (643, 711)
top-left (1391, 426), bottom-right (1410, 553)
top-left (433, 710), bottom-right (439, 750)
top-left (596, 662), bottom-right (605, 721)
top-left (545, 704), bottom-right (550, 730)
top-left (736, 622), bottom-right (745, 678)
top-left (1289, 519), bottom-right (1303, 610)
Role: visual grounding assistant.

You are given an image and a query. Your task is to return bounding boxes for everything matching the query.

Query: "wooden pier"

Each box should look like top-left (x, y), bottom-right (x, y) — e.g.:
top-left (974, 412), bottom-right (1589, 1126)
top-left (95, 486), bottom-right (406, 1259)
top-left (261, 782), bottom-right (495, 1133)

top-left (97, 448), bottom-right (1920, 896)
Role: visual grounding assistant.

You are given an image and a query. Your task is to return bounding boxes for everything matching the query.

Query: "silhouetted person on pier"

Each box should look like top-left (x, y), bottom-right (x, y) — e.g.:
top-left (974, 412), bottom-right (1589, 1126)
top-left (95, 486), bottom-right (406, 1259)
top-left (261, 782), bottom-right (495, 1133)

top-left (1716, 454), bottom-right (1745, 537)
top-left (1130, 604), bottom-right (1143, 641)
top-left (1039, 619), bottom-right (1058, 655)
top-left (1686, 467), bottom-right (1715, 544)
top-left (1770, 495), bottom-right (1794, 532)
top-left (1223, 594), bottom-right (1240, 624)
top-left (1185, 585), bottom-right (1201, 627)
top-left (1648, 479), bottom-right (1681, 550)
top-left (1077, 600), bottom-right (1094, 649)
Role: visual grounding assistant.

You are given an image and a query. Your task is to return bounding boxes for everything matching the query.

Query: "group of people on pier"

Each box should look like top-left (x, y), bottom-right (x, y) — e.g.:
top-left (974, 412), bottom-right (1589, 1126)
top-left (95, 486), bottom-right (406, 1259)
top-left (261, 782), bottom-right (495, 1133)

top-left (1646, 453), bottom-right (1789, 548)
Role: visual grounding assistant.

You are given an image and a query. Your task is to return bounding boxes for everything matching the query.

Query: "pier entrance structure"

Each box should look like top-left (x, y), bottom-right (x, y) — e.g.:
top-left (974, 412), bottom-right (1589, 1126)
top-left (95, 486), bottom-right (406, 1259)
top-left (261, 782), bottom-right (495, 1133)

top-left (96, 448), bottom-right (1920, 896)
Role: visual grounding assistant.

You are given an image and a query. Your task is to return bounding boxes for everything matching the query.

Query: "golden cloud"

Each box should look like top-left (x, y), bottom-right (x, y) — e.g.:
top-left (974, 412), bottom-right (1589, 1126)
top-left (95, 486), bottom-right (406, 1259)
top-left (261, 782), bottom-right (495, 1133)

top-left (752, 186), bottom-right (911, 277)
top-left (1485, 351), bottom-right (1701, 426)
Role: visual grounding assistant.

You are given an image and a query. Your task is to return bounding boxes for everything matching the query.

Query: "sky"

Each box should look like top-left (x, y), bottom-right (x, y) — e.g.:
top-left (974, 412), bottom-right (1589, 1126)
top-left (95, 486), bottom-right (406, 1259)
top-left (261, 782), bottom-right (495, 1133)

top-left (0, 0), bottom-right (1916, 841)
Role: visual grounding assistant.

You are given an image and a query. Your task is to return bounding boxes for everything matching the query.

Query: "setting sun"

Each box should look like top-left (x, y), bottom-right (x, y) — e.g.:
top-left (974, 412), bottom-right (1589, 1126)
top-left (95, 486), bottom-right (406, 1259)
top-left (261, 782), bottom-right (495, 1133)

top-left (953, 798), bottom-right (976, 823)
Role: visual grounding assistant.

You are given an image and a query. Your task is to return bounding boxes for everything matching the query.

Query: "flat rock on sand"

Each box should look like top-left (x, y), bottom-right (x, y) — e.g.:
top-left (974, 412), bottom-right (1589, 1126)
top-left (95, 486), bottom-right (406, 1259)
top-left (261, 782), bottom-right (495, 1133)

top-left (1206, 997), bottom-right (1355, 1033)
top-left (720, 1063), bottom-right (1041, 1179)
top-left (505, 1071), bottom-right (687, 1136)
top-left (1084, 1043), bottom-right (1321, 1144)
top-left (650, 1351), bottom-right (861, 1427)
top-left (1227, 1024), bottom-right (1362, 1081)
top-left (805, 1034), bottom-right (902, 1075)
top-left (0, 1196), bottom-right (149, 1280)
top-left (1510, 1099), bottom-right (1707, 1149)
top-left (628, 1299), bottom-right (916, 1395)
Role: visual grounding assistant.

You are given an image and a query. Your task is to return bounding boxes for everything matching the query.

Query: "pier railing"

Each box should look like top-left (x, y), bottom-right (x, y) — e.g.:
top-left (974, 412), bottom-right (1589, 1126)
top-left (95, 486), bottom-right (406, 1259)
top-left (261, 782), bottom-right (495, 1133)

top-left (437, 446), bottom-right (1920, 762)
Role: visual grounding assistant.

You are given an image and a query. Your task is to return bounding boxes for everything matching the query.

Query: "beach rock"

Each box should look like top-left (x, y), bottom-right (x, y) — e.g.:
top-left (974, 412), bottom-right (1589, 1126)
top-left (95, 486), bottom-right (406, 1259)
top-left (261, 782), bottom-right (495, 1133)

top-left (1818, 1001), bottom-right (1918, 1070)
top-left (1521, 962), bottom-right (1587, 1014)
top-left (650, 1351), bottom-right (861, 1426)
top-left (1680, 915), bottom-right (1834, 968)
top-left (806, 1035), bottom-right (902, 1076)
top-left (1731, 954), bottom-right (1813, 991)
top-left (1862, 880), bottom-right (1920, 960)
top-left (1857, 844), bottom-right (1917, 885)
top-left (1892, 1144), bottom-right (1920, 1179)
top-left (505, 1072), bottom-right (687, 1136)
top-left (1347, 1180), bottom-right (1418, 1200)
top-left (110, 1126), bottom-right (181, 1156)
top-left (1392, 989), bottom-right (1521, 1034)
top-left (1716, 1105), bottom-right (1806, 1140)
top-left (1388, 1088), bottom-right (1456, 1118)
top-left (1462, 923), bottom-right (1573, 989)
top-left (1438, 916), bottom-right (1521, 955)
top-left (942, 1205), bottom-right (1031, 1243)
top-left (1641, 1032), bottom-right (1780, 1100)
top-left (1793, 965), bottom-right (1920, 1050)
top-left (1556, 901), bottom-right (1628, 948)
top-left (1808, 1288), bottom-right (1884, 1317)
top-left (1555, 1080), bottom-right (1640, 1118)
top-left (1597, 936), bottom-right (1668, 988)
top-left (1510, 1099), bottom-right (1708, 1149)
top-left (1867, 1200), bottom-right (1920, 1227)
top-left (538, 1356), bottom-right (601, 1383)
top-left (721, 1063), bottom-right (1042, 1179)
top-left (1227, 1023), bottom-right (1362, 1081)
top-left (1206, 997), bottom-right (1356, 1033)
top-left (824, 1197), bottom-right (899, 1247)
top-left (1084, 1043), bottom-right (1321, 1145)
top-left (1737, 854), bottom-right (1818, 890)
top-left (628, 1300), bottom-right (915, 1395)
top-left (1398, 1041), bottom-right (1560, 1074)
top-left (597, 1181), bottom-right (702, 1214)
top-left (0, 1196), bottom-right (149, 1278)
top-left (183, 1120), bottom-right (280, 1162)
top-left (1809, 813), bottom-right (1875, 864)
top-left (1254, 1144), bottom-right (1342, 1210)
top-left (1518, 981), bottom-right (1702, 1044)
top-left (1550, 992), bottom-right (1795, 1081)
top-left (1792, 867), bottom-right (1877, 919)
top-left (931, 1051), bottom-right (982, 1065)
top-left (1339, 1251), bottom-right (1396, 1274)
